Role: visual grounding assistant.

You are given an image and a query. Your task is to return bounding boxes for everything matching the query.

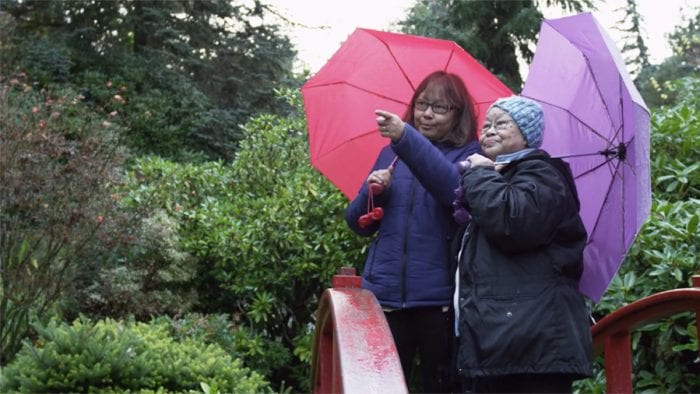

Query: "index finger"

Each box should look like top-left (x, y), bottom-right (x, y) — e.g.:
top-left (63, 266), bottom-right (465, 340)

top-left (375, 109), bottom-right (394, 120)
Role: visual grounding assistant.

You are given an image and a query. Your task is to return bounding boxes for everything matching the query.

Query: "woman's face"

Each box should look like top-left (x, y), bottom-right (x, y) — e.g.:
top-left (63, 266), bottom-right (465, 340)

top-left (412, 87), bottom-right (456, 142)
top-left (479, 107), bottom-right (527, 160)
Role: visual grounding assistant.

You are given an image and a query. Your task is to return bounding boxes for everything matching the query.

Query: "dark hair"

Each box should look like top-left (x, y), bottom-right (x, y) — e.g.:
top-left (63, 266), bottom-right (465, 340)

top-left (402, 71), bottom-right (477, 146)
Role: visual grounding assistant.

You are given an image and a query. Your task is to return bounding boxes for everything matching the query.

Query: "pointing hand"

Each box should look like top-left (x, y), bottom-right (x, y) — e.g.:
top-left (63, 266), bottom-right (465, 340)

top-left (375, 109), bottom-right (404, 142)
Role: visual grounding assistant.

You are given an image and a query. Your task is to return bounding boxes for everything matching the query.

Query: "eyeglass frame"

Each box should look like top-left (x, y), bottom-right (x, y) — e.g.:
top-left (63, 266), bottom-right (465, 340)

top-left (414, 100), bottom-right (454, 115)
top-left (481, 119), bottom-right (514, 133)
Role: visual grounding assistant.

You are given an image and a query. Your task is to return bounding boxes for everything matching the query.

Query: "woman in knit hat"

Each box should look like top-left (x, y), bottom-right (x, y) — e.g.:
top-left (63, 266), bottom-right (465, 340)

top-left (453, 96), bottom-right (593, 393)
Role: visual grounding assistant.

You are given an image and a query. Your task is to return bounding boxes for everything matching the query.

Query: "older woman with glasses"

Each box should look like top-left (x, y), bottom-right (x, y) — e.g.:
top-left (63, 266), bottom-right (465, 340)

top-left (453, 96), bottom-right (593, 393)
top-left (344, 70), bottom-right (481, 393)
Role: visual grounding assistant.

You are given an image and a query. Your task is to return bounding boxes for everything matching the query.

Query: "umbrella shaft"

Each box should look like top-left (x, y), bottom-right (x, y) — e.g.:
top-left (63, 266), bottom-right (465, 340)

top-left (555, 143), bottom-right (627, 161)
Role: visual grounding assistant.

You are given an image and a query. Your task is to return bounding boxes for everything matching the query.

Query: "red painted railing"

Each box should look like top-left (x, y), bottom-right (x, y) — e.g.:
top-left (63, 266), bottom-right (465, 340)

top-left (310, 267), bottom-right (407, 394)
top-left (311, 269), bottom-right (700, 394)
top-left (591, 275), bottom-right (700, 393)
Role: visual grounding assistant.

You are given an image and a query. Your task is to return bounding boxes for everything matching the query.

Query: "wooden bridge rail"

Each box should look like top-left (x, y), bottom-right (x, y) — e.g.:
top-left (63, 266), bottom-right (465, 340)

top-left (310, 267), bottom-right (407, 394)
top-left (591, 274), bottom-right (700, 393)
top-left (311, 269), bottom-right (700, 394)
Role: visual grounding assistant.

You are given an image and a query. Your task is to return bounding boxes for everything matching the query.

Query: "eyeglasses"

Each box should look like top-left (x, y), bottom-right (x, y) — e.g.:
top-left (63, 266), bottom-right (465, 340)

top-left (481, 119), bottom-right (513, 133)
top-left (414, 100), bottom-right (453, 114)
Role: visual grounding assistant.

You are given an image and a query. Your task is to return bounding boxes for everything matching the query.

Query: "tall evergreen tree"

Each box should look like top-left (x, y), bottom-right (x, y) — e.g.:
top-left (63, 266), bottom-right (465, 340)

top-left (635, 5), bottom-right (700, 107)
top-left (615, 0), bottom-right (651, 76)
top-left (667, 5), bottom-right (700, 70)
top-left (0, 0), bottom-right (297, 160)
top-left (399, 0), bottom-right (593, 90)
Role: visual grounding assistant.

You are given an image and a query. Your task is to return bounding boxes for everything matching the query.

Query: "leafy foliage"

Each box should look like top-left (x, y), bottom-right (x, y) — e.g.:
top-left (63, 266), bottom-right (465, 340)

top-left (0, 72), bottom-right (129, 364)
top-left (0, 317), bottom-right (269, 393)
top-left (0, 0), bottom-right (299, 160)
top-left (67, 206), bottom-right (201, 321)
top-left (118, 89), bottom-right (369, 391)
top-left (163, 313), bottom-right (291, 383)
top-left (649, 77), bottom-right (700, 201)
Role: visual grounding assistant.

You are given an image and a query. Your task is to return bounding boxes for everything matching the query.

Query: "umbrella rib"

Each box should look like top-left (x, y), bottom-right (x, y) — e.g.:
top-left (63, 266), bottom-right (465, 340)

top-left (313, 126), bottom-right (382, 162)
top-left (583, 157), bottom-right (618, 244)
top-left (375, 34), bottom-right (417, 92)
top-left (621, 153), bottom-right (626, 261)
top-left (573, 154), bottom-right (617, 180)
top-left (582, 55), bottom-right (618, 142)
top-left (305, 81), bottom-right (409, 106)
top-left (608, 76), bottom-right (641, 173)
top-left (520, 95), bottom-right (611, 144)
top-left (544, 20), bottom-right (619, 144)
top-left (610, 78), bottom-right (638, 177)
top-left (585, 158), bottom-right (627, 269)
top-left (445, 48), bottom-right (456, 73)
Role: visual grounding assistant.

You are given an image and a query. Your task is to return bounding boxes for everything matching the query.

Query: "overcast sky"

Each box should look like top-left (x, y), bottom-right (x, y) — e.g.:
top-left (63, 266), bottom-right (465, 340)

top-left (265, 0), bottom-right (699, 73)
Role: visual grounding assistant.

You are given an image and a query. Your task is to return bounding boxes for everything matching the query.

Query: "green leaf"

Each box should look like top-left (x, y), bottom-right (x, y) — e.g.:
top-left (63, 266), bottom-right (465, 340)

top-left (687, 214), bottom-right (698, 237)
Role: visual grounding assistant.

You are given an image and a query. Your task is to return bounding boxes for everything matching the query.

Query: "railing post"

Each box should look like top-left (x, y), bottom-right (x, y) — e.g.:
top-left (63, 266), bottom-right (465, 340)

top-left (311, 267), bottom-right (407, 394)
top-left (332, 267), bottom-right (361, 288)
top-left (591, 275), bottom-right (700, 394)
top-left (604, 331), bottom-right (633, 393)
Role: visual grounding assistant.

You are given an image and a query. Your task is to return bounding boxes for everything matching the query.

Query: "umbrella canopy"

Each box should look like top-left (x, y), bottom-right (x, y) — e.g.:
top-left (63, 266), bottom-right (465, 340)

top-left (302, 28), bottom-right (512, 199)
top-left (521, 12), bottom-right (651, 302)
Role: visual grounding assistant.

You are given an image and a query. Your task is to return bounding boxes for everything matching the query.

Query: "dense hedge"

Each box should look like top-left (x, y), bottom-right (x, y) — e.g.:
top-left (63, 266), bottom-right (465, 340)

top-left (0, 317), bottom-right (269, 393)
top-left (114, 89), bottom-right (369, 390)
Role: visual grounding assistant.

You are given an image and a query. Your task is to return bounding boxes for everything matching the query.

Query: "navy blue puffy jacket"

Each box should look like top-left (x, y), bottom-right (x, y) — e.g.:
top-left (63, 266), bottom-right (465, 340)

top-left (345, 124), bottom-right (481, 308)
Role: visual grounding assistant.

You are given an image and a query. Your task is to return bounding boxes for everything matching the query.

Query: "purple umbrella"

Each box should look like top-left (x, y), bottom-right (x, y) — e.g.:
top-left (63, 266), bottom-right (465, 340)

top-left (521, 12), bottom-right (651, 302)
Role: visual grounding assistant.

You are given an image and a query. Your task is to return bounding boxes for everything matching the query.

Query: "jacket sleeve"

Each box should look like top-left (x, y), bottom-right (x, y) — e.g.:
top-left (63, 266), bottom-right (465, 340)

top-left (461, 159), bottom-right (576, 252)
top-left (344, 148), bottom-right (392, 236)
top-left (391, 124), bottom-right (476, 207)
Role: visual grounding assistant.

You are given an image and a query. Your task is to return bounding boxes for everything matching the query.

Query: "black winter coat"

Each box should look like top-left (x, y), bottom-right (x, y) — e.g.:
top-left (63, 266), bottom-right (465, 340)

top-left (456, 150), bottom-right (593, 378)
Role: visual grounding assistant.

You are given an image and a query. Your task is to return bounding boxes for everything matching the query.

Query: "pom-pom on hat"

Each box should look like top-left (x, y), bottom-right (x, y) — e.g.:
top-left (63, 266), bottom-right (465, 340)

top-left (489, 96), bottom-right (544, 148)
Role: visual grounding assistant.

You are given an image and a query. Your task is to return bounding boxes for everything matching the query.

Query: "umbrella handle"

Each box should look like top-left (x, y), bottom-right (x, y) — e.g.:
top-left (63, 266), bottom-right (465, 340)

top-left (369, 182), bottom-right (385, 195)
top-left (388, 156), bottom-right (399, 171)
top-left (359, 156), bottom-right (399, 228)
top-left (368, 156), bottom-right (399, 196)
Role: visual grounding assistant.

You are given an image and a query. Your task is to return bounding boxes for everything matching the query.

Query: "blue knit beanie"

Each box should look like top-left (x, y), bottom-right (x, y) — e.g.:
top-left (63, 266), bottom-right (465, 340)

top-left (489, 96), bottom-right (544, 148)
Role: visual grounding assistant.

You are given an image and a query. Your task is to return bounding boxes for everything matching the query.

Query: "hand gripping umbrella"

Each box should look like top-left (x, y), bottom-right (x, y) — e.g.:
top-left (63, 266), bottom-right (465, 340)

top-left (301, 28), bottom-right (512, 199)
top-left (521, 13), bottom-right (651, 302)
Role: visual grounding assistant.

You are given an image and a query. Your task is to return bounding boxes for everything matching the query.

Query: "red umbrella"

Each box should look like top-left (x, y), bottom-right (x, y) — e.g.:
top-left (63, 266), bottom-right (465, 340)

top-left (301, 28), bottom-right (512, 199)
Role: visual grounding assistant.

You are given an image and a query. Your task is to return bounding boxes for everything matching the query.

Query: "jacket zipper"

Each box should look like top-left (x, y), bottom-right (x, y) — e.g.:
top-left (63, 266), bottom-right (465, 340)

top-left (366, 237), bottom-right (381, 282)
top-left (401, 179), bottom-right (417, 307)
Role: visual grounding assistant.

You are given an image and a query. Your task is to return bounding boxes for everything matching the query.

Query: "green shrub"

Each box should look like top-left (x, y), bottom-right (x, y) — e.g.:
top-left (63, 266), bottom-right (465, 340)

top-left (575, 197), bottom-right (700, 393)
top-left (163, 314), bottom-right (291, 381)
top-left (0, 317), bottom-right (269, 393)
top-left (0, 72), bottom-right (130, 363)
top-left (69, 207), bottom-right (200, 321)
top-left (13, 38), bottom-right (72, 85)
top-left (649, 77), bottom-right (700, 201)
top-left (119, 89), bottom-right (370, 391)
